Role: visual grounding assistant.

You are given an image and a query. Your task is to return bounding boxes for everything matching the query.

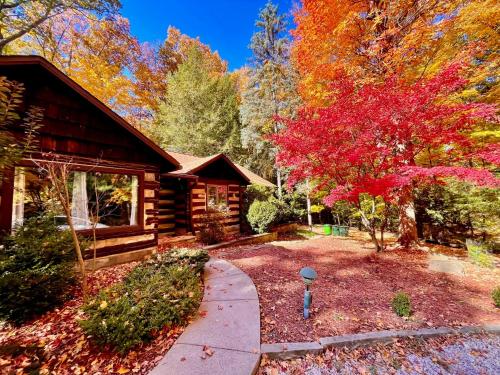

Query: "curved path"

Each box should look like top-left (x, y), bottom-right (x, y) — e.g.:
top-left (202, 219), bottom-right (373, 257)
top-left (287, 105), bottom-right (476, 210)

top-left (150, 258), bottom-right (261, 375)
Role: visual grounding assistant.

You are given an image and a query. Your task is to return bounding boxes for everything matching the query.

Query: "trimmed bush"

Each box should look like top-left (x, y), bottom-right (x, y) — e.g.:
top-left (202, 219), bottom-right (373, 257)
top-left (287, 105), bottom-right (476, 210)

top-left (493, 287), bottom-right (500, 308)
top-left (247, 200), bottom-right (279, 234)
top-left (197, 208), bottom-right (227, 245)
top-left (0, 216), bottom-right (77, 324)
top-left (391, 292), bottom-right (411, 317)
top-left (80, 251), bottom-right (207, 353)
top-left (466, 239), bottom-right (494, 268)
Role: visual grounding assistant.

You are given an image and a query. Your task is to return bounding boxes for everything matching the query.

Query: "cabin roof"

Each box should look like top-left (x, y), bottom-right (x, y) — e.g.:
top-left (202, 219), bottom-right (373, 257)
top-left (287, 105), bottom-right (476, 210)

top-left (0, 55), bottom-right (180, 170)
top-left (168, 152), bottom-right (275, 187)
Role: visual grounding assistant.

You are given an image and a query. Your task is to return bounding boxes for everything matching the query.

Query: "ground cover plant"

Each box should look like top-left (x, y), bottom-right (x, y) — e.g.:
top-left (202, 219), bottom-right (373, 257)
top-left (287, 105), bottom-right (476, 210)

top-left (391, 292), bottom-right (412, 317)
top-left (209, 234), bottom-right (499, 343)
top-left (466, 239), bottom-right (494, 268)
top-left (493, 287), bottom-right (500, 308)
top-left (0, 216), bottom-right (77, 324)
top-left (0, 249), bottom-right (208, 374)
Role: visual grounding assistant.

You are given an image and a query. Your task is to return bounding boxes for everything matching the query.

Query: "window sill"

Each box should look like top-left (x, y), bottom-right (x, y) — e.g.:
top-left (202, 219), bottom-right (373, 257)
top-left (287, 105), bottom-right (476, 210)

top-left (77, 225), bottom-right (145, 237)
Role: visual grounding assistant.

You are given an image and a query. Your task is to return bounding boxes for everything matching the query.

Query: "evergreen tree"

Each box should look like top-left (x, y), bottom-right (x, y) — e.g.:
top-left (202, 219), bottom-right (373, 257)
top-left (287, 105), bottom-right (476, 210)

top-left (240, 1), bottom-right (300, 195)
top-left (154, 47), bottom-right (242, 160)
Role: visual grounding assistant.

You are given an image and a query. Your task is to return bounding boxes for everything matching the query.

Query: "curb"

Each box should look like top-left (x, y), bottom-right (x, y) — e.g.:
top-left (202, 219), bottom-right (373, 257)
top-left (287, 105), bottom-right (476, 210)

top-left (261, 324), bottom-right (500, 360)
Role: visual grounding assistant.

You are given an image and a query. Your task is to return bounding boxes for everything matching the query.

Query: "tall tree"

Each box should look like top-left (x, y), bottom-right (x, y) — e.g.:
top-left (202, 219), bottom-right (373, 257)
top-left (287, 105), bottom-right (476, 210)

top-left (131, 26), bottom-right (228, 127)
top-left (292, 0), bottom-right (499, 106)
top-left (154, 47), bottom-right (242, 160)
top-left (240, 1), bottom-right (300, 195)
top-left (0, 0), bottom-right (120, 53)
top-left (14, 11), bottom-right (147, 126)
top-left (273, 65), bottom-right (498, 248)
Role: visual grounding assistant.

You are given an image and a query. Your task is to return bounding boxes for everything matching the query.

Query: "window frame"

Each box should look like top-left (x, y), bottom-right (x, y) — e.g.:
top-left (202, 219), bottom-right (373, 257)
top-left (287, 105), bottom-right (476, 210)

top-left (11, 160), bottom-right (145, 236)
top-left (206, 184), bottom-right (228, 209)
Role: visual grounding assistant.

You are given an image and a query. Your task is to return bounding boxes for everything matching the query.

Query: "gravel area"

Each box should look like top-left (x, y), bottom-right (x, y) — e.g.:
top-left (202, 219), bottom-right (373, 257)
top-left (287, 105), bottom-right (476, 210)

top-left (260, 334), bottom-right (500, 375)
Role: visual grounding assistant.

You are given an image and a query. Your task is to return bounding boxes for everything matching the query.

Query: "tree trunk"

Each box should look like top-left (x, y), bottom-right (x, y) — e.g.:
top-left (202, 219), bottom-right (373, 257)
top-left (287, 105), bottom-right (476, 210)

top-left (397, 186), bottom-right (419, 247)
top-left (359, 209), bottom-right (381, 252)
top-left (305, 179), bottom-right (312, 229)
top-left (276, 166), bottom-right (282, 199)
top-left (67, 211), bottom-right (88, 299)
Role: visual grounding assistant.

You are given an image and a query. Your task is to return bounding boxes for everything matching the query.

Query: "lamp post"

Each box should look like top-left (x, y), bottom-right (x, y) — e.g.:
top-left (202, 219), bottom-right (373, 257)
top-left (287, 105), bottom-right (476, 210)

top-left (300, 267), bottom-right (317, 319)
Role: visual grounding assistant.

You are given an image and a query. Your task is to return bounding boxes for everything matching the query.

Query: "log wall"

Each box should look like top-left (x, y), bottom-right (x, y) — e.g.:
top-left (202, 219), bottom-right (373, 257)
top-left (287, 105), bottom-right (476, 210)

top-left (191, 179), bottom-right (242, 235)
top-left (158, 177), bottom-right (176, 236)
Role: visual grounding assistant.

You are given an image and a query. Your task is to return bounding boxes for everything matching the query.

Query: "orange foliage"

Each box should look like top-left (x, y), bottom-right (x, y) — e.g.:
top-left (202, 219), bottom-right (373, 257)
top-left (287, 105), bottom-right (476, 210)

top-left (291, 0), bottom-right (496, 106)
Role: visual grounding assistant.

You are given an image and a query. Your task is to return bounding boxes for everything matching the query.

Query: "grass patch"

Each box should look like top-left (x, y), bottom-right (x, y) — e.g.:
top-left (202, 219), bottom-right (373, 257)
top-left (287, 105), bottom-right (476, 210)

top-left (296, 229), bottom-right (316, 238)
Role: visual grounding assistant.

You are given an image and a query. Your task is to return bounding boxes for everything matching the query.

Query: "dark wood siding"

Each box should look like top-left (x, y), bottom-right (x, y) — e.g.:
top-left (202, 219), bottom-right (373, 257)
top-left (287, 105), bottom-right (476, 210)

top-left (0, 62), bottom-right (174, 259)
top-left (191, 178), bottom-right (242, 234)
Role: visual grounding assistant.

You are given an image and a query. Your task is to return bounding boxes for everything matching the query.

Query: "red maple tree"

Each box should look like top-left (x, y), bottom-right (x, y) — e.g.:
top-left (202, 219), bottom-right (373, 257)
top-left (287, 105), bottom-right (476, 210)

top-left (273, 64), bottom-right (498, 248)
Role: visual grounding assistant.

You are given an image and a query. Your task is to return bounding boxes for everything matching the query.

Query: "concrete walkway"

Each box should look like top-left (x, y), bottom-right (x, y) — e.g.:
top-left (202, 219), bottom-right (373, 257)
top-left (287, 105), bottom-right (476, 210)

top-left (150, 258), bottom-right (261, 375)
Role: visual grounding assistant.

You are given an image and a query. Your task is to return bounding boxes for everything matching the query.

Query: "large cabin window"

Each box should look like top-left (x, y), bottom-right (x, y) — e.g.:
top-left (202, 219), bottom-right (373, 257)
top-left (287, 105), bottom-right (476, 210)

top-left (11, 167), bottom-right (139, 230)
top-left (207, 184), bottom-right (227, 209)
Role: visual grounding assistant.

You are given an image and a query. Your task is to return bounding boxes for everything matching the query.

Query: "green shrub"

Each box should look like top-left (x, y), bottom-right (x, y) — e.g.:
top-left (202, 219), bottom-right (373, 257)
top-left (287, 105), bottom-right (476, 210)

top-left (80, 253), bottom-right (206, 353)
top-left (466, 239), bottom-right (494, 268)
top-left (0, 216), bottom-right (77, 324)
top-left (493, 287), bottom-right (500, 308)
top-left (247, 200), bottom-right (279, 233)
top-left (197, 208), bottom-right (226, 245)
top-left (391, 292), bottom-right (411, 317)
top-left (278, 191), bottom-right (307, 224)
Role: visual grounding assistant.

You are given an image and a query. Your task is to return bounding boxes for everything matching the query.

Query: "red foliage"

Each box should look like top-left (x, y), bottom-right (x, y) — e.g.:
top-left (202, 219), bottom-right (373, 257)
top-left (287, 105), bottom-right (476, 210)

top-left (273, 64), bottom-right (498, 206)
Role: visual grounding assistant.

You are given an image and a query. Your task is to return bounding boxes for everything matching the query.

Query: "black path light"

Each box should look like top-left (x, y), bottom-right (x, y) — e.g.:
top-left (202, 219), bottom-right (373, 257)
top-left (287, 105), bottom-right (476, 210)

top-left (300, 267), bottom-right (317, 319)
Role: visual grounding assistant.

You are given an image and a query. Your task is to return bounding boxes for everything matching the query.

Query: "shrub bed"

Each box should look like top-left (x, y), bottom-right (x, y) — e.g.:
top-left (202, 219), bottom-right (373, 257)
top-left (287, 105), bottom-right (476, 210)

top-left (0, 216), bottom-right (77, 324)
top-left (80, 249), bottom-right (208, 353)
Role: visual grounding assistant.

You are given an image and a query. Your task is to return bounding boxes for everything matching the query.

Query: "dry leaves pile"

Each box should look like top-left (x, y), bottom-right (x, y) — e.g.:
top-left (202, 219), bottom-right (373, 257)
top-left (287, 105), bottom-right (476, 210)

top-left (210, 235), bottom-right (499, 343)
top-left (0, 262), bottom-right (185, 374)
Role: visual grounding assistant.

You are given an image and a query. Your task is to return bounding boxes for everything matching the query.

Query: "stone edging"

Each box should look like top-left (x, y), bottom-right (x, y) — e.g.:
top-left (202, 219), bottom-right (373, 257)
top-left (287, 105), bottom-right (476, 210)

top-left (261, 324), bottom-right (500, 360)
top-left (270, 223), bottom-right (298, 233)
top-left (203, 232), bottom-right (278, 250)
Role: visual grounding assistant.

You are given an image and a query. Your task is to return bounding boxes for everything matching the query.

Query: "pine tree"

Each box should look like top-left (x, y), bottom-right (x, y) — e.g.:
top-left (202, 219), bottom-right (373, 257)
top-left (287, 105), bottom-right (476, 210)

top-left (154, 47), bottom-right (242, 160)
top-left (240, 1), bottom-right (300, 194)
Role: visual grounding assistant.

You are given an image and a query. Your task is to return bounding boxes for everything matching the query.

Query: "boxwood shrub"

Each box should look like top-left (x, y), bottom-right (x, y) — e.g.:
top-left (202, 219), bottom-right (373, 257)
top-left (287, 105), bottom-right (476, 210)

top-left (0, 216), bottom-right (77, 324)
top-left (80, 249), bottom-right (208, 353)
top-left (247, 200), bottom-right (279, 234)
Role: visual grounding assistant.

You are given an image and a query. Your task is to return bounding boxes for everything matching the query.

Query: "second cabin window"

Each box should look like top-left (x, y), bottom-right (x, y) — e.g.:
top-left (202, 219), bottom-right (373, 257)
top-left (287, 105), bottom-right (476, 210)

top-left (207, 185), bottom-right (227, 209)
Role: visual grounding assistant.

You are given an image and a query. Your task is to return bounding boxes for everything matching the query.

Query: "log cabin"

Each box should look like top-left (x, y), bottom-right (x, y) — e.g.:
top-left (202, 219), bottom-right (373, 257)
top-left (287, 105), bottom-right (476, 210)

top-left (164, 152), bottom-right (274, 237)
top-left (0, 56), bottom-right (273, 266)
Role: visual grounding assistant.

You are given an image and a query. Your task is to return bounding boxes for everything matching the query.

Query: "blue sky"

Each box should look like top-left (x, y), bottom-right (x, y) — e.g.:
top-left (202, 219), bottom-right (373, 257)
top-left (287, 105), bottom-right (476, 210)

top-left (121, 0), bottom-right (296, 71)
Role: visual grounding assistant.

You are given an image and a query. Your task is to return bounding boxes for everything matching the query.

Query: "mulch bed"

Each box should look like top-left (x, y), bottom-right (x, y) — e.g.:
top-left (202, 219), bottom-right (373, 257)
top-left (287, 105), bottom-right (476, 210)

top-left (258, 332), bottom-right (500, 374)
top-left (0, 262), bottom-right (186, 374)
top-left (209, 236), bottom-right (499, 344)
